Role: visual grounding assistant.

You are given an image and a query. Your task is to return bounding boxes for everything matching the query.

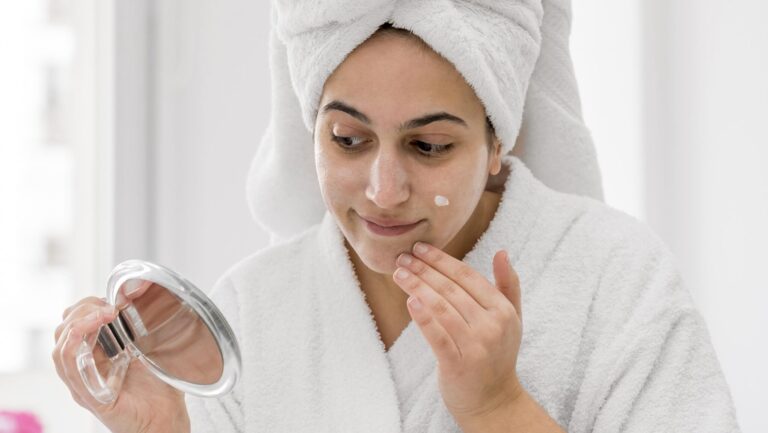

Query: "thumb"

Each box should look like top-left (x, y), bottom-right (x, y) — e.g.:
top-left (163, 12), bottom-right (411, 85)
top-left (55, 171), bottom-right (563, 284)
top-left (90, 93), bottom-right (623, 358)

top-left (493, 250), bottom-right (522, 322)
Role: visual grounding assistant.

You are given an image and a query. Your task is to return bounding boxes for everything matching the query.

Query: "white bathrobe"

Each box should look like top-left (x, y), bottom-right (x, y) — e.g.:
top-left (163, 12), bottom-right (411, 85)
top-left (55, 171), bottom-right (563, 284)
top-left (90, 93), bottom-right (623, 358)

top-left (186, 155), bottom-right (740, 432)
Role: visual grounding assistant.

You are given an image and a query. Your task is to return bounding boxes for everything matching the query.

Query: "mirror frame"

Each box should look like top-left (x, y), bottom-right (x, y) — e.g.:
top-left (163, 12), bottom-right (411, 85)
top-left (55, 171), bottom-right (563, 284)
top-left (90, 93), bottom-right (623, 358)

top-left (105, 260), bottom-right (241, 397)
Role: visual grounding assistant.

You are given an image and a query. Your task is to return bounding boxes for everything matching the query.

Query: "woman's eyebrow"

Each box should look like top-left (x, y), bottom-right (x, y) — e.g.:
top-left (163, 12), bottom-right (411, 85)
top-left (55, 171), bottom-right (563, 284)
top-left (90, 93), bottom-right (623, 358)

top-left (322, 100), bottom-right (371, 124)
top-left (321, 100), bottom-right (468, 129)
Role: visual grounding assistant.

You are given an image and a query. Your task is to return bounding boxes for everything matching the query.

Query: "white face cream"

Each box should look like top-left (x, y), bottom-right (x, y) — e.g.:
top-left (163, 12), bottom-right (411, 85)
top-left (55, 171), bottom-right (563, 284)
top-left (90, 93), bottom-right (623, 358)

top-left (434, 195), bottom-right (450, 207)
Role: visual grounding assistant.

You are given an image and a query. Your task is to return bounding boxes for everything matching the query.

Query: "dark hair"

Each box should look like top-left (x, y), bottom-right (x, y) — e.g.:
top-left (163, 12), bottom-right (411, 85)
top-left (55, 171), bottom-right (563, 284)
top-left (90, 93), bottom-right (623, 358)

top-left (484, 116), bottom-right (496, 149)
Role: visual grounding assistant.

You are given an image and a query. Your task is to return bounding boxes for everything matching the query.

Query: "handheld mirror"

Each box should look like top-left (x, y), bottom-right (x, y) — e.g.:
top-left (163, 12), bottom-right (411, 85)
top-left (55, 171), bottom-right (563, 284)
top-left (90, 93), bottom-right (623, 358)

top-left (76, 260), bottom-right (241, 404)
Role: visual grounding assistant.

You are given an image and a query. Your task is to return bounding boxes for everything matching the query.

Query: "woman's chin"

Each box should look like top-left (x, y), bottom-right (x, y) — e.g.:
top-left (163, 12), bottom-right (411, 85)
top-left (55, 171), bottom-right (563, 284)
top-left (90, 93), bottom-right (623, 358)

top-left (351, 244), bottom-right (402, 274)
top-left (360, 254), bottom-right (398, 275)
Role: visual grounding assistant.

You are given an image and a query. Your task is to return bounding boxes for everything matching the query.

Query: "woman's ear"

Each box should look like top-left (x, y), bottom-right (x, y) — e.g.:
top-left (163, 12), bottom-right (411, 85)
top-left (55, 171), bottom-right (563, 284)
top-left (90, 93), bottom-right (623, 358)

top-left (489, 136), bottom-right (503, 176)
top-left (485, 136), bottom-right (508, 193)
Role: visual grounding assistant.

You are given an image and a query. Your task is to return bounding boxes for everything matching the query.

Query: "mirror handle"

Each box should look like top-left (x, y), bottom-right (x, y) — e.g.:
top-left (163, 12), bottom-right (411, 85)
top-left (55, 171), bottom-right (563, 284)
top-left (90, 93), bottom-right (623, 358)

top-left (76, 325), bottom-right (131, 404)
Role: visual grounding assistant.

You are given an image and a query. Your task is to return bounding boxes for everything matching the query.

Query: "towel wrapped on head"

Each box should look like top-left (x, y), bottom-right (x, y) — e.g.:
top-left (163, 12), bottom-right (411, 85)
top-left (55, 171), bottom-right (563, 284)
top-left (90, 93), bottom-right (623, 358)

top-left (248, 0), bottom-right (604, 242)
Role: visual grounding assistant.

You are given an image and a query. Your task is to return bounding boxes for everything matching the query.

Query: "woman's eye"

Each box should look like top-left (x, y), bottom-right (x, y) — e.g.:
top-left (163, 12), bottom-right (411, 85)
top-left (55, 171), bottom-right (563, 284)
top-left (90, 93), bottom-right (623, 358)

top-left (413, 140), bottom-right (453, 157)
top-left (330, 133), bottom-right (452, 157)
top-left (331, 133), bottom-right (366, 149)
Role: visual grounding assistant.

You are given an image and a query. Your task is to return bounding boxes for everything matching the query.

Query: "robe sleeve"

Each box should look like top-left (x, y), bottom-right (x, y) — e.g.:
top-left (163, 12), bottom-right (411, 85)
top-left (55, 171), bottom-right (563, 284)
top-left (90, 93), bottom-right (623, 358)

top-left (186, 276), bottom-right (245, 433)
top-left (574, 230), bottom-right (741, 433)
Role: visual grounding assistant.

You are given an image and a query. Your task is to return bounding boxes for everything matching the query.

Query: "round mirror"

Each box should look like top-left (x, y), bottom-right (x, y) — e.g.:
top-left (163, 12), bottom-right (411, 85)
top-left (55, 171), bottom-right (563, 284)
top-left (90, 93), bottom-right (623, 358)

top-left (77, 260), bottom-right (241, 404)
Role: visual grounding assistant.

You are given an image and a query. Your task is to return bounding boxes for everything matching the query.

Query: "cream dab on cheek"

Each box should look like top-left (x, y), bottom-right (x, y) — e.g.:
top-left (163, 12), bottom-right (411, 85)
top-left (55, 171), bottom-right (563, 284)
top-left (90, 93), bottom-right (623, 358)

top-left (434, 195), bottom-right (450, 207)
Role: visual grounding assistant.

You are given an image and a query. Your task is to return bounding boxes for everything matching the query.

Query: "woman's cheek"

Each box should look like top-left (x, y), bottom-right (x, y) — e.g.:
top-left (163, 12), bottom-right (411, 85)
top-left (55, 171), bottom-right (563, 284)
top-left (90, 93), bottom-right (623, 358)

top-left (321, 163), bottom-right (363, 209)
top-left (316, 147), bottom-right (346, 191)
top-left (436, 179), bottom-right (479, 227)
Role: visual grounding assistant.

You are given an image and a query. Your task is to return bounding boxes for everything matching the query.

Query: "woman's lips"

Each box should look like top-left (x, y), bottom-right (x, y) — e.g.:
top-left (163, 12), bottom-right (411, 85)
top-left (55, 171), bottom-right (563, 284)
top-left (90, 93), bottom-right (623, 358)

top-left (360, 215), bottom-right (423, 237)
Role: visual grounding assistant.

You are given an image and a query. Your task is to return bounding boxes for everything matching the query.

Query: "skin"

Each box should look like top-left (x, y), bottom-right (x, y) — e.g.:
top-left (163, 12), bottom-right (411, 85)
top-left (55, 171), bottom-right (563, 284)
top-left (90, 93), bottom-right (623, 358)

top-left (314, 30), bottom-right (504, 325)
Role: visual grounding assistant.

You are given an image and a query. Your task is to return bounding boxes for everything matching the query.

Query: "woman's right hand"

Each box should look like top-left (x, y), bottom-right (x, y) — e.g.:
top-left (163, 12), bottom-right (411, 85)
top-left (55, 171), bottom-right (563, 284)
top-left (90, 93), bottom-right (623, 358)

top-left (52, 296), bottom-right (190, 433)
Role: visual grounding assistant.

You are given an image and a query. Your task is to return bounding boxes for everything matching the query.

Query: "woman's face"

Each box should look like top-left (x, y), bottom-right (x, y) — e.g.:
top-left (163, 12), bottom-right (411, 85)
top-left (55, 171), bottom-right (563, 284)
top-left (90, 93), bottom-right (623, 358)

top-left (314, 32), bottom-right (501, 275)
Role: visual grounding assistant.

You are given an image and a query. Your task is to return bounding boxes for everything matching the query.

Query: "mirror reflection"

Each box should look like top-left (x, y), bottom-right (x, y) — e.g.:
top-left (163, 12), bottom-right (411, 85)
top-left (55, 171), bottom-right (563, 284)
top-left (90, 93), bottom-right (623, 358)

top-left (110, 279), bottom-right (224, 385)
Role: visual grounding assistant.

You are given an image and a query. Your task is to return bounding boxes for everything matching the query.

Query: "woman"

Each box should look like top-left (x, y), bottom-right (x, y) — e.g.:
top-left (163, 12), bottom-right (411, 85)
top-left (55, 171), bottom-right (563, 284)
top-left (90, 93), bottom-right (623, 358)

top-left (52, 2), bottom-right (740, 433)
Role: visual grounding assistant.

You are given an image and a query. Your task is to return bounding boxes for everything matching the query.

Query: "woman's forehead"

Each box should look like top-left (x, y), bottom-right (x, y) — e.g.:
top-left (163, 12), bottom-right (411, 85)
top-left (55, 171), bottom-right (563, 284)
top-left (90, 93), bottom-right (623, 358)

top-left (327, 34), bottom-right (470, 95)
top-left (321, 35), bottom-right (485, 127)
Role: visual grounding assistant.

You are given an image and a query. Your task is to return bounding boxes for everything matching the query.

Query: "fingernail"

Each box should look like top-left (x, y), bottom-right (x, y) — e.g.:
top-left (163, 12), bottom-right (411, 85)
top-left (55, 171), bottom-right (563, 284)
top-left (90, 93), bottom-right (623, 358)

top-left (101, 305), bottom-right (116, 316)
top-left (124, 280), bottom-right (145, 296)
top-left (395, 268), bottom-right (410, 280)
top-left (398, 253), bottom-right (413, 266)
top-left (408, 296), bottom-right (423, 311)
top-left (504, 250), bottom-right (511, 265)
top-left (413, 242), bottom-right (428, 255)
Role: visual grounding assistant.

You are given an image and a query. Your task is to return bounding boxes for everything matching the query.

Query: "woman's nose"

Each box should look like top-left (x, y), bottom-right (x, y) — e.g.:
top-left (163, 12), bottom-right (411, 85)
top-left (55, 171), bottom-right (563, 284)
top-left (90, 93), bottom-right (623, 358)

top-left (365, 152), bottom-right (410, 209)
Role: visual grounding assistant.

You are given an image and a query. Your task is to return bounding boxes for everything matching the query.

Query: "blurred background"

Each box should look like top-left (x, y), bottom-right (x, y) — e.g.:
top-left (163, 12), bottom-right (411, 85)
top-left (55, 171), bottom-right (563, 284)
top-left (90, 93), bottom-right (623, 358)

top-left (0, 0), bottom-right (765, 432)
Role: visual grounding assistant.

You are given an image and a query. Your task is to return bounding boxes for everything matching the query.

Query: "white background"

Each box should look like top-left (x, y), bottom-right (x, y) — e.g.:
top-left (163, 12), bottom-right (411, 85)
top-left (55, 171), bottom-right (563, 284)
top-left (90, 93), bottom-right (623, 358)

top-left (0, 1), bottom-right (765, 432)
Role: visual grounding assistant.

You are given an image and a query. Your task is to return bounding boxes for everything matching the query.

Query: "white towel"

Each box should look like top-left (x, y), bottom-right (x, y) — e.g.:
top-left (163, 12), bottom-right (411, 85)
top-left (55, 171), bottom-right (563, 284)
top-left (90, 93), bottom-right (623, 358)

top-left (246, 0), bottom-right (604, 244)
top-left (187, 155), bottom-right (740, 432)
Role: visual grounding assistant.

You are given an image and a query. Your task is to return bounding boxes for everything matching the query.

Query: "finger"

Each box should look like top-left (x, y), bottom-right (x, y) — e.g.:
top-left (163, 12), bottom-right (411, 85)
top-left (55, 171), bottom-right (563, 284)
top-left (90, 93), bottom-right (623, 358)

top-left (57, 307), bottom-right (117, 380)
top-left (52, 323), bottom-right (100, 410)
top-left (56, 306), bottom-right (117, 380)
top-left (53, 312), bottom-right (95, 401)
top-left (56, 302), bottom-right (114, 343)
top-left (53, 306), bottom-right (115, 394)
top-left (493, 250), bottom-right (522, 322)
top-left (412, 242), bottom-right (505, 309)
top-left (123, 279), bottom-right (153, 300)
top-left (59, 309), bottom-right (119, 411)
top-left (61, 296), bottom-right (104, 320)
top-left (115, 280), bottom-right (154, 308)
top-left (53, 320), bottom-right (75, 382)
top-left (396, 252), bottom-right (486, 327)
top-left (393, 266), bottom-right (471, 349)
top-left (406, 295), bottom-right (462, 364)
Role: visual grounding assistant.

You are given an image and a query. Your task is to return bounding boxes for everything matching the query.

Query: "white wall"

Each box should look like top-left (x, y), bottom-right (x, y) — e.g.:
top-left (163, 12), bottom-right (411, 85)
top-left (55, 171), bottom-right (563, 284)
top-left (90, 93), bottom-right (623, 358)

top-left (642, 2), bottom-right (768, 432)
top-left (137, 0), bottom-right (271, 289)
top-left (571, 0), bottom-right (643, 220)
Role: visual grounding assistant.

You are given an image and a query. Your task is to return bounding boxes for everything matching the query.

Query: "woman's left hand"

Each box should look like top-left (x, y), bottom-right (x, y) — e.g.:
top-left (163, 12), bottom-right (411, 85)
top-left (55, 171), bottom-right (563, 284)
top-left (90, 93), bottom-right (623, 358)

top-left (393, 241), bottom-right (524, 421)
